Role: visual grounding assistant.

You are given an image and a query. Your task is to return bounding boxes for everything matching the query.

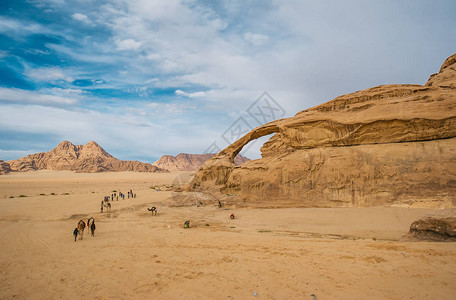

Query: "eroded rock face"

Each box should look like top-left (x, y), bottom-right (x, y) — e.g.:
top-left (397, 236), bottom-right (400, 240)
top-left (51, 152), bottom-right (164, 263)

top-left (187, 53), bottom-right (456, 208)
top-left (408, 210), bottom-right (456, 241)
top-left (153, 153), bottom-right (249, 171)
top-left (6, 141), bottom-right (165, 173)
top-left (0, 160), bottom-right (12, 174)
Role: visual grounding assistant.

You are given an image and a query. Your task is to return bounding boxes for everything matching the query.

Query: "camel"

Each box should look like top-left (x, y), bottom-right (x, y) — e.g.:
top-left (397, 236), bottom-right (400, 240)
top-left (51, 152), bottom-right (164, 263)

top-left (87, 217), bottom-right (95, 236)
top-left (102, 199), bottom-right (111, 212)
top-left (147, 206), bottom-right (157, 216)
top-left (77, 219), bottom-right (86, 240)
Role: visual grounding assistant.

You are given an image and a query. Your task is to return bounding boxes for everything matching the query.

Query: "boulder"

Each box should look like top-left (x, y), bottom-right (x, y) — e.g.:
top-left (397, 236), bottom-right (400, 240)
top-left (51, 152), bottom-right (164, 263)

top-left (0, 160), bottom-right (12, 175)
top-left (408, 210), bottom-right (456, 241)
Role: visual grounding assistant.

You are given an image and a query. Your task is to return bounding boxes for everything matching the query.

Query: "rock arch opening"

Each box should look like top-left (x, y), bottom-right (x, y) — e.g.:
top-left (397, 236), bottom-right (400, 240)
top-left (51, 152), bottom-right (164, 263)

top-left (236, 133), bottom-right (276, 161)
top-left (221, 123), bottom-right (280, 164)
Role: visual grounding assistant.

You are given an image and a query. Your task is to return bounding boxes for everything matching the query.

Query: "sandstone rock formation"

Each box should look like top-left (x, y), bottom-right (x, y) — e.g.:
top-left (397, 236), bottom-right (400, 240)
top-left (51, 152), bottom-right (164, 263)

top-left (408, 209), bottom-right (456, 241)
top-left (0, 160), bottom-right (12, 175)
top-left (186, 53), bottom-right (456, 208)
top-left (153, 153), bottom-right (250, 171)
top-left (6, 141), bottom-right (165, 173)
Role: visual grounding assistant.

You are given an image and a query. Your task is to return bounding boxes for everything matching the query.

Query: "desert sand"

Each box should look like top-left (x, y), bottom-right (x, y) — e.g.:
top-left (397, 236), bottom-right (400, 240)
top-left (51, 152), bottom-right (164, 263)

top-left (0, 171), bottom-right (455, 299)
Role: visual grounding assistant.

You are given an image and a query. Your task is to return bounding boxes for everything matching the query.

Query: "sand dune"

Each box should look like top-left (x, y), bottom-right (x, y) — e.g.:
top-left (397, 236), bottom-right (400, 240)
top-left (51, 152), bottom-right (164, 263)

top-left (0, 171), bottom-right (455, 299)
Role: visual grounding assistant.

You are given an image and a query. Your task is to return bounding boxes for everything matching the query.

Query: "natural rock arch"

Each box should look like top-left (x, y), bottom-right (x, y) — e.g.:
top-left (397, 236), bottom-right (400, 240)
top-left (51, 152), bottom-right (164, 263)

top-left (187, 122), bottom-right (280, 189)
top-left (220, 123), bottom-right (280, 163)
top-left (185, 53), bottom-right (456, 208)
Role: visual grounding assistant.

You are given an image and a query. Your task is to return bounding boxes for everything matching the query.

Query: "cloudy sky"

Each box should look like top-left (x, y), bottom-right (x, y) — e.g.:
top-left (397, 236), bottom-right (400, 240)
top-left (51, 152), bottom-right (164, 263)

top-left (1, 0), bottom-right (455, 163)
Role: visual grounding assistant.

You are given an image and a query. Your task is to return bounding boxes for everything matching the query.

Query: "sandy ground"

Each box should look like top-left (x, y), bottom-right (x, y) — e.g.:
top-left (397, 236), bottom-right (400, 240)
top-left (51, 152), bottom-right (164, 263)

top-left (0, 171), bottom-right (455, 300)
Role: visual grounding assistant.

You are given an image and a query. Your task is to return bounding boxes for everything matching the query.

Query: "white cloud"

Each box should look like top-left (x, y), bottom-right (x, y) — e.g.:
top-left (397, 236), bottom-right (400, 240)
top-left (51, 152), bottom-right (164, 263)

top-left (189, 91), bottom-right (206, 98)
top-left (48, 87), bottom-right (85, 96)
top-left (25, 67), bottom-right (74, 82)
top-left (145, 78), bottom-right (159, 84)
top-left (174, 90), bottom-right (206, 98)
top-left (0, 16), bottom-right (52, 37)
top-left (72, 13), bottom-right (92, 24)
top-left (115, 39), bottom-right (142, 50)
top-left (147, 102), bottom-right (197, 113)
top-left (146, 53), bottom-right (161, 60)
top-left (0, 87), bottom-right (78, 106)
top-left (243, 32), bottom-right (269, 46)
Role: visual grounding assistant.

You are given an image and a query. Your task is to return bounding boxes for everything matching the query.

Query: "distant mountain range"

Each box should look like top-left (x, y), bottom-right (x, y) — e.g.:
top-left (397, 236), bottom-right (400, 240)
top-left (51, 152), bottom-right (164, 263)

top-left (0, 141), bottom-right (250, 174)
top-left (152, 153), bottom-right (250, 171)
top-left (4, 141), bottom-right (165, 173)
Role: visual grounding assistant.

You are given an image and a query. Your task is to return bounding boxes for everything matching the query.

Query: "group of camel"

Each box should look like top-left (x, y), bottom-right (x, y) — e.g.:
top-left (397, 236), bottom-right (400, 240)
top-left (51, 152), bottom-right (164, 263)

top-left (101, 198), bottom-right (111, 212)
top-left (100, 189), bottom-right (135, 213)
top-left (73, 190), bottom-right (160, 241)
top-left (73, 217), bottom-right (95, 242)
top-left (72, 189), bottom-right (240, 241)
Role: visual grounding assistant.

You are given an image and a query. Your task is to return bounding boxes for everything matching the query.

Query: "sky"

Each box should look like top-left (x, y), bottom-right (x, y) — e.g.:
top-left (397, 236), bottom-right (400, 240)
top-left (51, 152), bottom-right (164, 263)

top-left (1, 0), bottom-right (455, 163)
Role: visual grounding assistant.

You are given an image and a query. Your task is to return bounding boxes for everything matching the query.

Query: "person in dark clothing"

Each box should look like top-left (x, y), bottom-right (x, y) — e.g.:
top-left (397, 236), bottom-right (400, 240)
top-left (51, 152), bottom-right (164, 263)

top-left (90, 221), bottom-right (96, 236)
top-left (73, 228), bottom-right (79, 242)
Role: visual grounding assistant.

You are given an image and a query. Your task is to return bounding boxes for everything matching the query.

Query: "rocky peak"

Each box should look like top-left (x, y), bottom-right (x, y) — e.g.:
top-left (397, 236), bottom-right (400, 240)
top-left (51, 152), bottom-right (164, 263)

top-left (57, 140), bottom-right (74, 148)
top-left (85, 140), bottom-right (100, 147)
top-left (51, 141), bottom-right (80, 159)
top-left (79, 141), bottom-right (112, 158)
top-left (439, 53), bottom-right (456, 73)
top-left (426, 53), bottom-right (456, 87)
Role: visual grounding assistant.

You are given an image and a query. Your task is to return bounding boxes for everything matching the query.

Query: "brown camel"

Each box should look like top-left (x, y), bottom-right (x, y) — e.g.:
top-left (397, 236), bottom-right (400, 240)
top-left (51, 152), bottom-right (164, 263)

top-left (87, 217), bottom-right (95, 236)
top-left (77, 220), bottom-right (86, 240)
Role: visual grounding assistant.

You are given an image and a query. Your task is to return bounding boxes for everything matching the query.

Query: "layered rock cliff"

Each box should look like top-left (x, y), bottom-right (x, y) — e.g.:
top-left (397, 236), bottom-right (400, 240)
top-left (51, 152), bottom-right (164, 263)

top-left (186, 53), bottom-right (456, 208)
top-left (6, 141), bottom-right (165, 173)
top-left (153, 153), bottom-right (250, 171)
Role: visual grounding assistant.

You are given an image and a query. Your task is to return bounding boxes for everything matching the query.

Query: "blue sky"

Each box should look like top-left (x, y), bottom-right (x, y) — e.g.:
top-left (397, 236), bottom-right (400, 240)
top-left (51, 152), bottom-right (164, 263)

top-left (1, 0), bottom-right (455, 163)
